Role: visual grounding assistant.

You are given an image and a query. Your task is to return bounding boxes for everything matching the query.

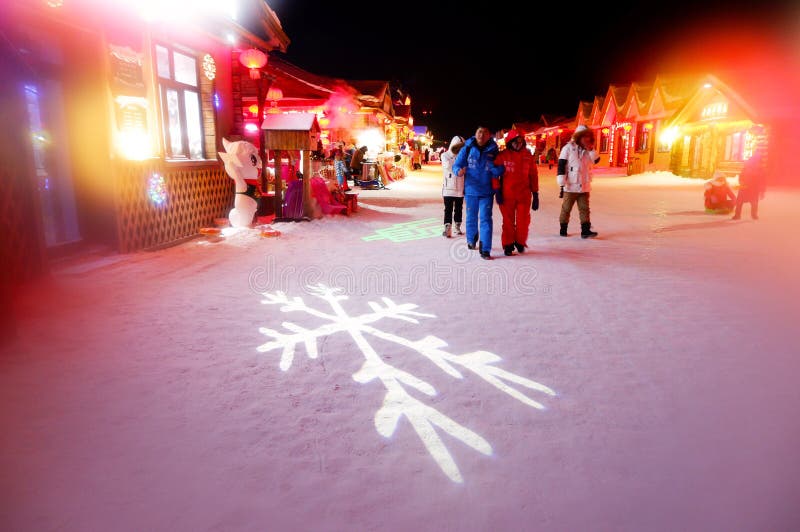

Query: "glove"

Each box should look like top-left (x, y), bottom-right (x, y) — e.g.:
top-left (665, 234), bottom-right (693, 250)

top-left (531, 192), bottom-right (539, 211)
top-left (495, 188), bottom-right (504, 205)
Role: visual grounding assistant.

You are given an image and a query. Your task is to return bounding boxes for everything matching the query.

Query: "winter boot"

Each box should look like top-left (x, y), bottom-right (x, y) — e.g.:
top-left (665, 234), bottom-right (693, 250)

top-left (504, 245), bottom-right (514, 256)
top-left (581, 222), bottom-right (598, 239)
top-left (455, 222), bottom-right (464, 235)
top-left (560, 223), bottom-right (569, 237)
top-left (443, 223), bottom-right (452, 238)
top-left (514, 242), bottom-right (525, 253)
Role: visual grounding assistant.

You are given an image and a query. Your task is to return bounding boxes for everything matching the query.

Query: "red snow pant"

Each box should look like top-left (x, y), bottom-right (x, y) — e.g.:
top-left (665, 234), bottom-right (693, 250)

top-left (500, 195), bottom-right (532, 248)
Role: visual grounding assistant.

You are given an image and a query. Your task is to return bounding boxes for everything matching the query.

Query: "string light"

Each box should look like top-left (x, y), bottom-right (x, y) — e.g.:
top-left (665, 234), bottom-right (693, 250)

top-left (148, 173), bottom-right (167, 205)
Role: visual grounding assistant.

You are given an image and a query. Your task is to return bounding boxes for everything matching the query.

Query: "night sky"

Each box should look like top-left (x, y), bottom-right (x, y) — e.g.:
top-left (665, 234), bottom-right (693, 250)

top-left (272, 0), bottom-right (798, 139)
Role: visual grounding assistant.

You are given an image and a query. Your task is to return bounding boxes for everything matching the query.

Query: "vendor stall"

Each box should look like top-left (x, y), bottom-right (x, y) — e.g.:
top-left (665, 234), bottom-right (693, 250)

top-left (261, 113), bottom-right (321, 220)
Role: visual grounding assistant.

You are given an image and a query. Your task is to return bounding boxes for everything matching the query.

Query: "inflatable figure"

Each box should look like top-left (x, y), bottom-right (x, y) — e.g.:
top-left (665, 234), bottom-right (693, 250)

top-left (219, 138), bottom-right (261, 227)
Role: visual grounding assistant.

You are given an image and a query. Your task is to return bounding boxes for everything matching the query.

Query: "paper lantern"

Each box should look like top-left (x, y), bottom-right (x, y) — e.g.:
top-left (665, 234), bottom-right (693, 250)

top-left (266, 87), bottom-right (283, 102)
top-left (644, 123), bottom-right (653, 130)
top-left (239, 48), bottom-right (267, 80)
top-left (601, 127), bottom-right (610, 134)
top-left (248, 104), bottom-right (259, 115)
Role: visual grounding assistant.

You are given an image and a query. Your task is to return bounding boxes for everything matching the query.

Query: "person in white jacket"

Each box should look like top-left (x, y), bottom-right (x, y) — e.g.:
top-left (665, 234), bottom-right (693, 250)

top-left (440, 135), bottom-right (465, 237)
top-left (557, 125), bottom-right (600, 238)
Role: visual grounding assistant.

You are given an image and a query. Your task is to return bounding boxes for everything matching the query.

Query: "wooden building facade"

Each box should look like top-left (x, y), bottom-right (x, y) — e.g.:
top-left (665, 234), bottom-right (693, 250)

top-left (1, 0), bottom-right (289, 284)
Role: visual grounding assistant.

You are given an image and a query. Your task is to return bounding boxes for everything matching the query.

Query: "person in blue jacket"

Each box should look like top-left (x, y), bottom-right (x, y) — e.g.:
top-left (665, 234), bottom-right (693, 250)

top-left (452, 126), bottom-right (505, 259)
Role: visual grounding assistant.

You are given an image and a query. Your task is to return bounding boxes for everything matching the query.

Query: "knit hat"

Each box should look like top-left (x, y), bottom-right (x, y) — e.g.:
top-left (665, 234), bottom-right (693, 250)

top-left (572, 125), bottom-right (592, 142)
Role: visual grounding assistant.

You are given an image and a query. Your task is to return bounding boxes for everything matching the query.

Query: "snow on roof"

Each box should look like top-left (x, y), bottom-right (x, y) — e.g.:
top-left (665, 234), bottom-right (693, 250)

top-left (261, 113), bottom-right (319, 131)
top-left (348, 80), bottom-right (389, 102)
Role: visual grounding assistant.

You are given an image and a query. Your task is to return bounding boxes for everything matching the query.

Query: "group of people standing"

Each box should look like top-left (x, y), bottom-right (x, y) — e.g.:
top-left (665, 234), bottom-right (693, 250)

top-left (440, 125), bottom-right (600, 259)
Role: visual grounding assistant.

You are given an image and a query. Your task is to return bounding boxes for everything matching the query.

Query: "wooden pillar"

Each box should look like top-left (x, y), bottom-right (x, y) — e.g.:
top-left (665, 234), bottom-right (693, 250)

top-left (274, 150), bottom-right (283, 218)
top-left (301, 150), bottom-right (311, 218)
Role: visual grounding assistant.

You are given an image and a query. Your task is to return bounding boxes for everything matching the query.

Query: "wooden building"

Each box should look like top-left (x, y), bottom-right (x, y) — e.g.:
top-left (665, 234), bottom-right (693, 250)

top-left (664, 75), bottom-right (766, 179)
top-left (1, 0), bottom-right (289, 284)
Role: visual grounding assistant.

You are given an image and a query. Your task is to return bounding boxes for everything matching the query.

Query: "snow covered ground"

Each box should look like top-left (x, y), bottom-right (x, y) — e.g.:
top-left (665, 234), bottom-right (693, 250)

top-left (2, 167), bottom-right (800, 531)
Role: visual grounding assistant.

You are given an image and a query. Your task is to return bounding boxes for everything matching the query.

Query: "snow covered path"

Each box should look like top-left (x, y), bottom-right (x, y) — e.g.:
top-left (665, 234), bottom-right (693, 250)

top-left (3, 167), bottom-right (800, 531)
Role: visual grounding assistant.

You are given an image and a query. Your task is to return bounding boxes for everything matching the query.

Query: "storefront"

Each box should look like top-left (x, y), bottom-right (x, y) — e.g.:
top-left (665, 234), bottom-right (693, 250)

top-left (2, 0), bottom-right (289, 283)
top-left (664, 76), bottom-right (765, 179)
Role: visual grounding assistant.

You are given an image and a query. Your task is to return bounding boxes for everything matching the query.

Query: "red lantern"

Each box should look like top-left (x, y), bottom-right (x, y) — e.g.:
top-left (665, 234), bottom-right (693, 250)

top-left (266, 87), bottom-right (283, 102)
top-left (239, 48), bottom-right (267, 80)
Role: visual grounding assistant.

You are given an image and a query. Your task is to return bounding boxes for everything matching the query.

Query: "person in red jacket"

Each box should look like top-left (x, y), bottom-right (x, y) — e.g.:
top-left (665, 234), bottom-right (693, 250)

top-left (495, 129), bottom-right (539, 255)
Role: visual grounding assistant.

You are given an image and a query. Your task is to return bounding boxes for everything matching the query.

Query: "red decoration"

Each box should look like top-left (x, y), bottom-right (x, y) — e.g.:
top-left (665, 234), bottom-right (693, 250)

top-left (239, 48), bottom-right (267, 80)
top-left (266, 87), bottom-right (283, 102)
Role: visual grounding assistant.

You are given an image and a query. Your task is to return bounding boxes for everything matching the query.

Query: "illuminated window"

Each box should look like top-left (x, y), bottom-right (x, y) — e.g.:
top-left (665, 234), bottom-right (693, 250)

top-left (724, 132), bottom-right (745, 161)
top-left (599, 129), bottom-right (609, 153)
top-left (637, 128), bottom-right (650, 152)
top-left (155, 44), bottom-right (204, 159)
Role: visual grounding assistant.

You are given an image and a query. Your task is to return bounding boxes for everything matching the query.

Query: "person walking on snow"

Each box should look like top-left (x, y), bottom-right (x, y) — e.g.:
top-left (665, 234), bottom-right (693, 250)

top-left (495, 129), bottom-right (539, 255)
top-left (557, 125), bottom-right (600, 238)
top-left (732, 149), bottom-right (766, 220)
top-left (441, 135), bottom-right (466, 238)
top-left (453, 126), bottom-right (505, 260)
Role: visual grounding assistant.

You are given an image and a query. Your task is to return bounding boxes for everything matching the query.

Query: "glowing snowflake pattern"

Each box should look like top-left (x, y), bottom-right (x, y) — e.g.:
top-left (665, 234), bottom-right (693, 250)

top-left (257, 284), bottom-right (556, 483)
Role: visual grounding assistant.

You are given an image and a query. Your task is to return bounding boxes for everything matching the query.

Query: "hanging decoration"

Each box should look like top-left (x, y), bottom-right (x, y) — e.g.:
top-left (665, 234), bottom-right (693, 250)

top-left (202, 54), bottom-right (216, 81)
top-left (266, 86), bottom-right (283, 113)
top-left (239, 48), bottom-right (267, 80)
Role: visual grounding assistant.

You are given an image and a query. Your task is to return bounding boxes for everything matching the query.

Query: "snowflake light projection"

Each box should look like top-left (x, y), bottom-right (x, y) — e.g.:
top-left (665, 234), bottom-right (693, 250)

top-left (257, 284), bottom-right (556, 483)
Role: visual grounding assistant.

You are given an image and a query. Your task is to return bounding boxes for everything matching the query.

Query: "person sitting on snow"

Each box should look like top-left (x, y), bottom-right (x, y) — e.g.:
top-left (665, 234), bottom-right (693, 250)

top-left (495, 129), bottom-right (539, 255)
top-left (704, 171), bottom-right (737, 214)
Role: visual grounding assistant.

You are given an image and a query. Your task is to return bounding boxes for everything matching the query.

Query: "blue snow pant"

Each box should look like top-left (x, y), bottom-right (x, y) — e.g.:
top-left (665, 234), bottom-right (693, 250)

top-left (465, 194), bottom-right (494, 252)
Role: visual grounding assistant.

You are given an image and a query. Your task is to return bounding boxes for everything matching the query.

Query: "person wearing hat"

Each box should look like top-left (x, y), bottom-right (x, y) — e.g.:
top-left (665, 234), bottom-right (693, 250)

top-left (350, 145), bottom-right (368, 180)
top-left (441, 135), bottom-right (466, 237)
top-left (557, 125), bottom-right (600, 238)
top-left (495, 129), bottom-right (539, 255)
top-left (704, 171), bottom-right (737, 214)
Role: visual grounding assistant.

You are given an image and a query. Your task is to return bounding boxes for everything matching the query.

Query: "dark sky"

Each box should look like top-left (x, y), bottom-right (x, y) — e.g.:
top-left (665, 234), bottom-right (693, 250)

top-left (270, 0), bottom-right (798, 139)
